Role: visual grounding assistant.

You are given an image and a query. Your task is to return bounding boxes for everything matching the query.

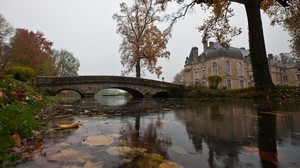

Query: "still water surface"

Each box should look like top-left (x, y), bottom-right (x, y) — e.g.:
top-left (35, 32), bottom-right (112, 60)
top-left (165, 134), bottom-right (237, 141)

top-left (20, 97), bottom-right (300, 168)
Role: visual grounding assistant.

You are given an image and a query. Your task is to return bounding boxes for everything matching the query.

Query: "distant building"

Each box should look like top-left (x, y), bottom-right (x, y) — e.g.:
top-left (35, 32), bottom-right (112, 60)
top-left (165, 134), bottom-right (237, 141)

top-left (184, 41), bottom-right (300, 89)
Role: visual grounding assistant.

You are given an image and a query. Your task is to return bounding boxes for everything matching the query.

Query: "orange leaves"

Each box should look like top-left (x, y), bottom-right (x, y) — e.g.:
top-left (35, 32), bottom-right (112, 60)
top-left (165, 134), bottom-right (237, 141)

top-left (114, 0), bottom-right (171, 78)
top-left (10, 28), bottom-right (54, 75)
top-left (55, 122), bottom-right (83, 130)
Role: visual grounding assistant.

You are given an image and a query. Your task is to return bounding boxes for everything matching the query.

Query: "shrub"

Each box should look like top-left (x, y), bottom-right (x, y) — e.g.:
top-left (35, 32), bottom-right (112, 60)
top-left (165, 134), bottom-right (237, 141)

top-left (5, 66), bottom-right (35, 82)
top-left (208, 75), bottom-right (222, 89)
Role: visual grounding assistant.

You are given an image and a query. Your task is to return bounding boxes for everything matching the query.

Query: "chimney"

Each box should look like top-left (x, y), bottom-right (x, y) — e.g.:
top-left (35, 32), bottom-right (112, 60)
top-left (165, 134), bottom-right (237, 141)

top-left (268, 53), bottom-right (273, 60)
top-left (202, 39), bottom-right (208, 51)
top-left (209, 41), bottom-right (215, 49)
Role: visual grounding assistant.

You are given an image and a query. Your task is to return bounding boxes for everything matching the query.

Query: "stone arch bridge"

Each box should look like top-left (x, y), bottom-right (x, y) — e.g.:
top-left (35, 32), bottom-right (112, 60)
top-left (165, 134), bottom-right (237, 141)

top-left (36, 76), bottom-right (182, 98)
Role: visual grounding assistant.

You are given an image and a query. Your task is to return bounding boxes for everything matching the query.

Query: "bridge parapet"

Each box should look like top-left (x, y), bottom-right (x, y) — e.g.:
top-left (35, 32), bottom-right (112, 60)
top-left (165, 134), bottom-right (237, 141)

top-left (36, 76), bottom-right (182, 98)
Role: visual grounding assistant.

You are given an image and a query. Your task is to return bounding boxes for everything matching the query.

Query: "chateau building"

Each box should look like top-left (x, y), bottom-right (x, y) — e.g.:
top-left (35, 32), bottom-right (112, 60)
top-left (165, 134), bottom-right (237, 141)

top-left (184, 41), bottom-right (300, 89)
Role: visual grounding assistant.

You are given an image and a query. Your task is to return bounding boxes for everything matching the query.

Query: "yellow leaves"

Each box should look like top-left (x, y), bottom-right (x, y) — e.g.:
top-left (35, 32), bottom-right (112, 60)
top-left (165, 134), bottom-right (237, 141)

top-left (114, 0), bottom-right (170, 78)
top-left (55, 122), bottom-right (83, 130)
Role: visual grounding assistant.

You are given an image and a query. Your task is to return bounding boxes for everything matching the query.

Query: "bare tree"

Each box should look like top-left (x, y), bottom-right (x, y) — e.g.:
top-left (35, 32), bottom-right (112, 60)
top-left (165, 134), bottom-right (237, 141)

top-left (173, 69), bottom-right (185, 84)
top-left (0, 14), bottom-right (14, 72)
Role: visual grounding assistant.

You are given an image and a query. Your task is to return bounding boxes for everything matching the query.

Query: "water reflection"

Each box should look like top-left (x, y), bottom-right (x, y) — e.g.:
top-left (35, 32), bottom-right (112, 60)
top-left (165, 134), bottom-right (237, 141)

top-left (95, 96), bottom-right (130, 106)
top-left (19, 98), bottom-right (300, 168)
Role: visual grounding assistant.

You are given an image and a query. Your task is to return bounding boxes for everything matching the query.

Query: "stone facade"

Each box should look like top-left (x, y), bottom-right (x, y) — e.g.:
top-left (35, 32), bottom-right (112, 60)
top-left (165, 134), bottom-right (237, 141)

top-left (184, 41), bottom-right (300, 89)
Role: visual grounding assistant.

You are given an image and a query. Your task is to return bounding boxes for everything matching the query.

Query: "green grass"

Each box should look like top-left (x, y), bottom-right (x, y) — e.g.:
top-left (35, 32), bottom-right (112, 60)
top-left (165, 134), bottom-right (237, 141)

top-left (0, 74), bottom-right (51, 166)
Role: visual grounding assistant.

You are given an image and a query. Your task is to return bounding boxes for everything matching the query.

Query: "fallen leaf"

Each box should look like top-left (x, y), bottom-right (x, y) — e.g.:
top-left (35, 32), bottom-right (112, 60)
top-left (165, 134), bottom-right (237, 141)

top-left (106, 146), bottom-right (147, 156)
top-left (83, 135), bottom-right (113, 146)
top-left (56, 122), bottom-right (83, 130)
top-left (241, 146), bottom-right (259, 153)
top-left (11, 132), bottom-right (21, 146)
top-left (171, 146), bottom-right (188, 155)
top-left (159, 161), bottom-right (183, 168)
top-left (83, 161), bottom-right (103, 168)
top-left (47, 149), bottom-right (93, 163)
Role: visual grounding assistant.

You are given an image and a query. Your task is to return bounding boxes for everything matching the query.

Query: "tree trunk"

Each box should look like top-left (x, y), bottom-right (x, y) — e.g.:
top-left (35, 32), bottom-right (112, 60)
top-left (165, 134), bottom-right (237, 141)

top-left (245, 0), bottom-right (274, 91)
top-left (136, 58), bottom-right (141, 78)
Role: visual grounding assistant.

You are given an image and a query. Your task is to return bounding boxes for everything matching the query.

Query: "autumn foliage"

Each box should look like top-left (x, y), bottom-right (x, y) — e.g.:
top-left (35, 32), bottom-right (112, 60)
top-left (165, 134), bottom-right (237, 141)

top-left (9, 29), bottom-right (55, 76)
top-left (113, 0), bottom-right (171, 78)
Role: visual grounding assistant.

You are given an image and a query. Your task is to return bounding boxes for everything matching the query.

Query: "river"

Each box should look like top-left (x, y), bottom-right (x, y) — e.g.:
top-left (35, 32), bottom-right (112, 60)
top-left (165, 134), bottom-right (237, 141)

top-left (19, 96), bottom-right (300, 168)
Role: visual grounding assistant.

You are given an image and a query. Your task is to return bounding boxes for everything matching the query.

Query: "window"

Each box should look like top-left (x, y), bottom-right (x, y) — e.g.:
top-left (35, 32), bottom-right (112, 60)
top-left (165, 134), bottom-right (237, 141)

top-left (202, 69), bottom-right (206, 79)
top-left (240, 80), bottom-right (244, 88)
top-left (225, 61), bottom-right (231, 76)
top-left (282, 75), bottom-right (288, 82)
top-left (297, 74), bottom-right (300, 81)
top-left (226, 79), bottom-right (232, 89)
top-left (212, 62), bottom-right (218, 75)
top-left (246, 71), bottom-right (250, 80)
top-left (195, 71), bottom-right (199, 83)
top-left (237, 62), bottom-right (243, 76)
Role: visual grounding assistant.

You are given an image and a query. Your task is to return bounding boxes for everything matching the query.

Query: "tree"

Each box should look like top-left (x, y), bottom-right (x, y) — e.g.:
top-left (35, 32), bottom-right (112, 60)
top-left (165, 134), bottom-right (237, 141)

top-left (52, 49), bottom-right (80, 77)
top-left (283, 7), bottom-right (300, 57)
top-left (113, 0), bottom-right (171, 78)
top-left (173, 69), bottom-right (185, 84)
top-left (208, 75), bottom-right (222, 89)
top-left (10, 28), bottom-right (55, 76)
top-left (262, 0), bottom-right (299, 57)
top-left (0, 14), bottom-right (14, 72)
top-left (155, 0), bottom-right (298, 91)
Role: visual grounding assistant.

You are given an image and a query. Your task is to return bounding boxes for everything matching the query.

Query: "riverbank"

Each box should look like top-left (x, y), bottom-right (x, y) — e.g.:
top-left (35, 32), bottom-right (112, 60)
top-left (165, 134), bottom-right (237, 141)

top-left (0, 75), bottom-right (53, 167)
top-left (1, 74), bottom-right (300, 166)
top-left (171, 84), bottom-right (300, 103)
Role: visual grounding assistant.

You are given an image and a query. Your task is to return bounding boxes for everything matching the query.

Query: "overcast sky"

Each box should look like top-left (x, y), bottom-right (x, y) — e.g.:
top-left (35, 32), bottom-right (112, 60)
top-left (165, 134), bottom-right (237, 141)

top-left (0, 0), bottom-right (291, 82)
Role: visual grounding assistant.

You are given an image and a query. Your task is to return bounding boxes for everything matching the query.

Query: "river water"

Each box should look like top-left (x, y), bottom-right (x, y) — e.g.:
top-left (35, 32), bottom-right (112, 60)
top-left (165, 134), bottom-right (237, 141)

top-left (19, 97), bottom-right (300, 168)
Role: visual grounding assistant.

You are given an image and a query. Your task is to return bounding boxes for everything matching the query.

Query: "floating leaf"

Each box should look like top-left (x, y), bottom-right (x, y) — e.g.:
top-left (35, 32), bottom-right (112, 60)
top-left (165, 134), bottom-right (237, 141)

top-left (159, 161), bottom-right (183, 168)
top-left (241, 146), bottom-right (259, 153)
top-left (171, 146), bottom-right (188, 155)
top-left (83, 135), bottom-right (113, 146)
top-left (47, 149), bottom-right (93, 163)
top-left (106, 146), bottom-right (147, 156)
top-left (83, 161), bottom-right (104, 168)
top-left (56, 122), bottom-right (82, 130)
top-left (108, 134), bottom-right (121, 138)
top-left (293, 132), bottom-right (300, 136)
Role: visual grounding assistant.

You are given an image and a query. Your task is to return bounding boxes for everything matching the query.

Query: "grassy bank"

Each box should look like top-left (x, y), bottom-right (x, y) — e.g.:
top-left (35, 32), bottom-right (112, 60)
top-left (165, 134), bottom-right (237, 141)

top-left (0, 75), bottom-right (52, 166)
top-left (170, 84), bottom-right (300, 102)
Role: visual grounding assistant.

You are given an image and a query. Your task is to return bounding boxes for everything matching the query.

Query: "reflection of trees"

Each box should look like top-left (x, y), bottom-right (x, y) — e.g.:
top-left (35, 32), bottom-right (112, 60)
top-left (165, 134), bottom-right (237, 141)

top-left (178, 99), bottom-right (257, 167)
top-left (119, 112), bottom-right (171, 166)
top-left (256, 103), bottom-right (278, 168)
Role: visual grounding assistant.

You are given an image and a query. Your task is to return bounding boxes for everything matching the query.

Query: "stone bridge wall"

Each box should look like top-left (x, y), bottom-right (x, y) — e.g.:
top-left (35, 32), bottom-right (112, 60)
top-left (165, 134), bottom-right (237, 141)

top-left (36, 76), bottom-right (182, 98)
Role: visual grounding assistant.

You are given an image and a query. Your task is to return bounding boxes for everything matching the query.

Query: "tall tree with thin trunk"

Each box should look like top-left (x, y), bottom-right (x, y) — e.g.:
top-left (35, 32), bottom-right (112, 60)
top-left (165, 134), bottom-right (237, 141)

top-left (0, 14), bottom-right (14, 72)
top-left (113, 0), bottom-right (171, 78)
top-left (156, 0), bottom-right (298, 91)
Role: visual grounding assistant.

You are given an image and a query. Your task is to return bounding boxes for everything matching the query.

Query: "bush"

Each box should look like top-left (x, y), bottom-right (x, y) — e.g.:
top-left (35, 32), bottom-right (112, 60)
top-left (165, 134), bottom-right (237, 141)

top-left (5, 66), bottom-right (35, 82)
top-left (208, 75), bottom-right (222, 89)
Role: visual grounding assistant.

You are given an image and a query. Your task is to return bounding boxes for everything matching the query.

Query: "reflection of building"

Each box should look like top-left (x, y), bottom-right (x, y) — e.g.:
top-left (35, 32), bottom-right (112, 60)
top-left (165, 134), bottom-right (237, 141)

top-left (184, 41), bottom-right (300, 88)
top-left (178, 100), bottom-right (300, 167)
top-left (182, 101), bottom-right (258, 144)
